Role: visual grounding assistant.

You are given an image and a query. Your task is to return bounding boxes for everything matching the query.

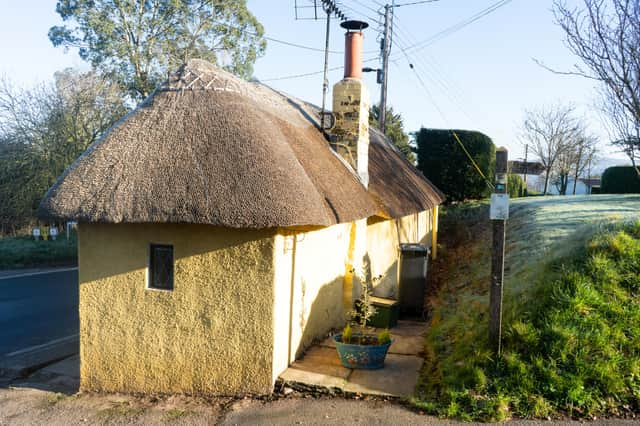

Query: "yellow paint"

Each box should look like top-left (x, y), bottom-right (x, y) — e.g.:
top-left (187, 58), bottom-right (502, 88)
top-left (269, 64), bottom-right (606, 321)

top-left (397, 214), bottom-right (419, 242)
top-left (78, 208), bottom-right (438, 394)
top-left (343, 222), bottom-right (357, 311)
top-left (366, 218), bottom-right (399, 296)
top-left (366, 211), bottom-right (435, 298)
top-left (78, 223), bottom-right (278, 395)
top-left (271, 224), bottom-right (351, 379)
top-left (350, 219), bottom-right (369, 302)
top-left (432, 206), bottom-right (439, 260)
top-left (288, 224), bottom-right (350, 359)
top-left (332, 78), bottom-right (370, 186)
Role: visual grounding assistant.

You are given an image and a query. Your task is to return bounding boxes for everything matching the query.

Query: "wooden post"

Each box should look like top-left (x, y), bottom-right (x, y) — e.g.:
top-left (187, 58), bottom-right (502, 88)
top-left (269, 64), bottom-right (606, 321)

top-left (489, 148), bottom-right (508, 354)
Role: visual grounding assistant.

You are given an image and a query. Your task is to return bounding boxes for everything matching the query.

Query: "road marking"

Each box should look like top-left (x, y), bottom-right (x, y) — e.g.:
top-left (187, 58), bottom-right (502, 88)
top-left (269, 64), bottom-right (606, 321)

top-left (4, 334), bottom-right (79, 358)
top-left (0, 267), bottom-right (78, 281)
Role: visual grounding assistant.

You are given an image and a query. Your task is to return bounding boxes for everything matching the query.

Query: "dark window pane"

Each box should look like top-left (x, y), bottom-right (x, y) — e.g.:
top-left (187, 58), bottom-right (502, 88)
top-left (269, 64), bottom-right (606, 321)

top-left (149, 244), bottom-right (173, 290)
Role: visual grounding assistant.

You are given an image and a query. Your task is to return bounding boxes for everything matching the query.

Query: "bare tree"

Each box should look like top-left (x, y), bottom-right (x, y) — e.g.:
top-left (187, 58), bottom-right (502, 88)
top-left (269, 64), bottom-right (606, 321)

top-left (571, 135), bottom-right (598, 194)
top-left (521, 104), bottom-right (581, 195)
top-left (550, 125), bottom-right (598, 195)
top-left (0, 70), bottom-right (126, 232)
top-left (553, 142), bottom-right (577, 195)
top-left (600, 87), bottom-right (640, 170)
top-left (554, 0), bottom-right (640, 167)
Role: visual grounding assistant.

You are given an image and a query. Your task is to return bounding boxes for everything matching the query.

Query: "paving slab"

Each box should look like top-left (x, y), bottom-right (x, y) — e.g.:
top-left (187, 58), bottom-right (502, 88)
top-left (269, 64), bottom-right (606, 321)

top-left (389, 320), bottom-right (427, 336)
top-left (291, 347), bottom-right (350, 379)
top-left (388, 335), bottom-right (425, 356)
top-left (280, 320), bottom-right (428, 397)
top-left (345, 354), bottom-right (423, 397)
top-left (318, 336), bottom-right (337, 349)
top-left (280, 367), bottom-right (346, 389)
top-left (298, 346), bottom-right (343, 367)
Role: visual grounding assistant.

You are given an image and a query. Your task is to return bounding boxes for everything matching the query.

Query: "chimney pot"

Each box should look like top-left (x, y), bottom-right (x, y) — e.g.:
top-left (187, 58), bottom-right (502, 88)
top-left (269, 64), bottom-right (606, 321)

top-left (340, 20), bottom-right (369, 79)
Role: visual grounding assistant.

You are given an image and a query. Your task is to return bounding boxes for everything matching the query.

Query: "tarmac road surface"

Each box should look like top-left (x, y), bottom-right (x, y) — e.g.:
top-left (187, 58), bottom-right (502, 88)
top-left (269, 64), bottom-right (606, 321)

top-left (0, 268), bottom-right (78, 358)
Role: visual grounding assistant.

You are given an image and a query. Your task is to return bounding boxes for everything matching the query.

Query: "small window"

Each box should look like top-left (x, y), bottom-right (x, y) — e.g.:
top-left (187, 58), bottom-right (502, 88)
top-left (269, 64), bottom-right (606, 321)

top-left (149, 244), bottom-right (174, 290)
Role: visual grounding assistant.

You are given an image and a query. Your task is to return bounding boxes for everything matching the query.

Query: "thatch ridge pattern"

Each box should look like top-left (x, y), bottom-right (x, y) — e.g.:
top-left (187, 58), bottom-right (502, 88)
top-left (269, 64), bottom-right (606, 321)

top-left (39, 59), bottom-right (443, 228)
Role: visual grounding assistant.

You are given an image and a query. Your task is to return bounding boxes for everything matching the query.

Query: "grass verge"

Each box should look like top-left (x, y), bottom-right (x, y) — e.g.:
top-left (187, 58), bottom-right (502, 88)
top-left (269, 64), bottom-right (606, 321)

top-left (415, 195), bottom-right (640, 420)
top-left (0, 235), bottom-right (77, 270)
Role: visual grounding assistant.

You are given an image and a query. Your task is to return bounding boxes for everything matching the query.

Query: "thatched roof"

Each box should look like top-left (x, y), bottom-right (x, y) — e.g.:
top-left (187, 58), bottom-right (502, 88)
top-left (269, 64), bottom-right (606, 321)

top-left (39, 59), bottom-right (443, 228)
top-left (368, 129), bottom-right (445, 218)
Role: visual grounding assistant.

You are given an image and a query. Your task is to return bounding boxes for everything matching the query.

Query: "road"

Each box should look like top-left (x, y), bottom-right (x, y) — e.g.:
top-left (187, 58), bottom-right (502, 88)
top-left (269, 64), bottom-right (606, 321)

top-left (0, 268), bottom-right (79, 357)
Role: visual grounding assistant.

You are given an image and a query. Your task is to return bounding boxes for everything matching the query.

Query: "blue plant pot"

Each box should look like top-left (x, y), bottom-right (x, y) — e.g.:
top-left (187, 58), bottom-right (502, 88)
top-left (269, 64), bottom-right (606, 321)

top-left (334, 333), bottom-right (393, 369)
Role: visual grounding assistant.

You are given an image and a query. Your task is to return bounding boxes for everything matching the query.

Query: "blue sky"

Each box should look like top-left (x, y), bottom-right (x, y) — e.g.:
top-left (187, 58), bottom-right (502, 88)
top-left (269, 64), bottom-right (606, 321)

top-left (0, 0), bottom-right (626, 162)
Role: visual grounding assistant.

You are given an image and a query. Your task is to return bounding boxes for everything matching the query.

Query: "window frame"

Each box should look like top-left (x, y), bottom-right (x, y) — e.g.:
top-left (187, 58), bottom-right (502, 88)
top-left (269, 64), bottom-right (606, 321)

top-left (146, 243), bottom-right (174, 291)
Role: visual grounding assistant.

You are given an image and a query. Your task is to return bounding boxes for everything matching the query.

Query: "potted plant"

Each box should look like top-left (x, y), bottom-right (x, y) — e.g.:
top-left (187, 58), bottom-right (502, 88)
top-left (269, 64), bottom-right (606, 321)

top-left (334, 269), bottom-right (393, 369)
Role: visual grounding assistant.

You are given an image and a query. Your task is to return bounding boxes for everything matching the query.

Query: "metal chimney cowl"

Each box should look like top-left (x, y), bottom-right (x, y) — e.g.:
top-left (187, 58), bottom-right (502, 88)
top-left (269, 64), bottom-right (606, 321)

top-left (331, 20), bottom-right (370, 188)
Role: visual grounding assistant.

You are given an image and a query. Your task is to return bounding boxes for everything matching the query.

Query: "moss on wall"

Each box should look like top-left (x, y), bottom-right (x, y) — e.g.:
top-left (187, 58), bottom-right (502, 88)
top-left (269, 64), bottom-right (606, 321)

top-left (78, 223), bottom-right (277, 395)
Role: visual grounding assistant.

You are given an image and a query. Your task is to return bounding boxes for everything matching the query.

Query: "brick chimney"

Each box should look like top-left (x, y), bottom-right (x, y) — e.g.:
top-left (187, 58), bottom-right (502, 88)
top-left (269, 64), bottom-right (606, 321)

top-left (332, 20), bottom-right (370, 188)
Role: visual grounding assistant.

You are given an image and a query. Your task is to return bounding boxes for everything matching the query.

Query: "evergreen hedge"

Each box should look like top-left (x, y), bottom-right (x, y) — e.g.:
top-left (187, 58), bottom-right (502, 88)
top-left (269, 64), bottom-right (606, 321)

top-left (601, 166), bottom-right (640, 193)
top-left (415, 128), bottom-right (495, 202)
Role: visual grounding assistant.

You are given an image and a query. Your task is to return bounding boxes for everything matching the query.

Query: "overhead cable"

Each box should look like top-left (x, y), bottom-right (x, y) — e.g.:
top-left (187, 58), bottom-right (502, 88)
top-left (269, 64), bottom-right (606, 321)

top-left (390, 37), bottom-right (495, 189)
top-left (394, 0), bottom-right (440, 7)
top-left (391, 0), bottom-right (514, 56)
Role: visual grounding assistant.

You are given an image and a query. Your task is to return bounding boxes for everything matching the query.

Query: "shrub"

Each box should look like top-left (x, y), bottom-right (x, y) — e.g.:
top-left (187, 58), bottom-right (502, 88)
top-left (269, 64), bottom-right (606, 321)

top-left (415, 128), bottom-right (495, 202)
top-left (0, 235), bottom-right (77, 269)
top-left (601, 166), bottom-right (640, 193)
top-left (507, 173), bottom-right (525, 198)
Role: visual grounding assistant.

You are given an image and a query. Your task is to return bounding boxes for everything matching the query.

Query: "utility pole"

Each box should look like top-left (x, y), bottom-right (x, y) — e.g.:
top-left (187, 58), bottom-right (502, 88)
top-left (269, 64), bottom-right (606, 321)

top-left (379, 3), bottom-right (393, 133)
top-left (320, 6), bottom-right (331, 131)
top-left (489, 148), bottom-right (509, 355)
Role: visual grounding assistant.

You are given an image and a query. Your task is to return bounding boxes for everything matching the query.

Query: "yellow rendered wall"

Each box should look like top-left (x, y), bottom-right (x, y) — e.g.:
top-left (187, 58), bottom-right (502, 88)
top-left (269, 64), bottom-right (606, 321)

top-left (366, 210), bottom-right (433, 298)
top-left (272, 223), bottom-right (352, 375)
top-left (78, 223), bottom-right (277, 395)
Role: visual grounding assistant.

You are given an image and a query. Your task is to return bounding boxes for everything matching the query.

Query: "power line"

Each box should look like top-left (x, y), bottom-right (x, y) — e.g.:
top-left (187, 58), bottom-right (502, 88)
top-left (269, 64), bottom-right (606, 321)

top-left (394, 0), bottom-right (440, 7)
top-left (407, 59), bottom-right (494, 189)
top-left (339, 3), bottom-right (381, 24)
top-left (410, 72), bottom-right (493, 188)
top-left (389, 27), bottom-right (494, 188)
top-left (391, 19), bottom-right (481, 124)
top-left (263, 35), bottom-right (343, 54)
top-left (212, 20), bottom-right (347, 54)
top-left (261, 65), bottom-right (341, 82)
top-left (263, 0), bottom-right (514, 82)
top-left (348, 0), bottom-right (381, 14)
top-left (261, 55), bottom-right (380, 82)
top-left (390, 0), bottom-right (513, 57)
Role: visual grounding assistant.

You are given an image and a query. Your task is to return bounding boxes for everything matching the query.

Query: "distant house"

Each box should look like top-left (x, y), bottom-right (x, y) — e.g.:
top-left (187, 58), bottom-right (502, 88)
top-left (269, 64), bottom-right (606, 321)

top-left (39, 28), bottom-right (444, 394)
top-left (529, 176), bottom-right (601, 195)
top-left (580, 178), bottom-right (601, 194)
